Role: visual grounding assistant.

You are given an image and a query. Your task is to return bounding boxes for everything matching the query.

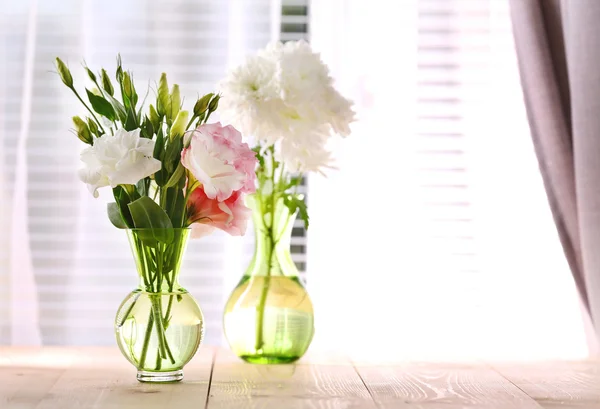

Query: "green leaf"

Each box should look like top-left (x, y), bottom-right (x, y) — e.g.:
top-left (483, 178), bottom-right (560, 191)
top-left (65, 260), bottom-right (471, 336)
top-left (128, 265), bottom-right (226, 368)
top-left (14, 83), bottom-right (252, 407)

top-left (136, 179), bottom-right (148, 197)
top-left (295, 198), bottom-right (309, 230)
top-left (86, 89), bottom-right (116, 121)
top-left (127, 196), bottom-right (174, 245)
top-left (253, 146), bottom-right (265, 168)
top-left (285, 175), bottom-right (303, 190)
top-left (165, 187), bottom-right (186, 228)
top-left (112, 185), bottom-right (139, 228)
top-left (164, 163), bottom-right (185, 189)
top-left (153, 126), bottom-right (165, 160)
top-left (107, 202), bottom-right (128, 229)
top-left (103, 92), bottom-right (127, 123)
top-left (284, 195), bottom-right (309, 230)
top-left (124, 105), bottom-right (138, 131)
top-left (164, 137), bottom-right (183, 173)
top-left (149, 104), bottom-right (161, 131)
top-left (140, 116), bottom-right (153, 139)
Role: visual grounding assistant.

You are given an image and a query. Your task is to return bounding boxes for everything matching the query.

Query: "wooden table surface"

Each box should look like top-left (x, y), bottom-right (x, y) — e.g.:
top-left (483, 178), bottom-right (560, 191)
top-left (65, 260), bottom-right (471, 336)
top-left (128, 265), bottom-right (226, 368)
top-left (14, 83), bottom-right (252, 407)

top-left (1, 347), bottom-right (599, 408)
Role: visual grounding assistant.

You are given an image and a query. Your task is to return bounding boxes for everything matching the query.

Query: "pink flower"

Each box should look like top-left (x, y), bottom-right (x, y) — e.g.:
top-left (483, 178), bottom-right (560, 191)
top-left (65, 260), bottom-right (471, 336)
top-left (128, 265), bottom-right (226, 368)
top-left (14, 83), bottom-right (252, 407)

top-left (186, 187), bottom-right (251, 238)
top-left (181, 122), bottom-right (257, 201)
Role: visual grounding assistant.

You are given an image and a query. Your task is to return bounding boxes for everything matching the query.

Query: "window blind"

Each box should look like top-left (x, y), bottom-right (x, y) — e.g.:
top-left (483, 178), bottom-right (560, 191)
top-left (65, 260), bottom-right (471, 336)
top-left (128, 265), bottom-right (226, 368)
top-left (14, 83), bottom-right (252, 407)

top-left (0, 0), bottom-right (275, 346)
top-left (414, 0), bottom-right (483, 277)
top-left (409, 0), bottom-right (503, 343)
top-left (283, 0), bottom-right (310, 279)
top-left (307, 0), bottom-right (586, 359)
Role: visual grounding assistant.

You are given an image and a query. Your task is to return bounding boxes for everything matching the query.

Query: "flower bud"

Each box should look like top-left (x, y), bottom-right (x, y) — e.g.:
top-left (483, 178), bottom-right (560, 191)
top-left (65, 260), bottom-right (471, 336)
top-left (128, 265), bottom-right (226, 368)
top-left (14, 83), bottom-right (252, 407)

top-left (157, 73), bottom-right (169, 117)
top-left (193, 93), bottom-right (213, 117)
top-left (87, 117), bottom-right (99, 136)
top-left (73, 116), bottom-right (92, 144)
top-left (149, 104), bottom-right (161, 131)
top-left (91, 87), bottom-right (102, 97)
top-left (169, 110), bottom-right (189, 141)
top-left (85, 67), bottom-right (97, 83)
top-left (115, 54), bottom-right (123, 83)
top-left (55, 57), bottom-right (73, 88)
top-left (208, 94), bottom-right (220, 113)
top-left (101, 69), bottom-right (114, 96)
top-left (170, 84), bottom-right (181, 122)
top-left (122, 72), bottom-right (133, 100)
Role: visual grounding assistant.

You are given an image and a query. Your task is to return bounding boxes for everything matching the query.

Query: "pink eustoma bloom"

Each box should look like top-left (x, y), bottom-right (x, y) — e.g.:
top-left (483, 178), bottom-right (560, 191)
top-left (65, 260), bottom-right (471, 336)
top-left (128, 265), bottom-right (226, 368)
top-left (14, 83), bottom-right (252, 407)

top-left (186, 188), bottom-right (251, 238)
top-left (181, 122), bottom-right (257, 201)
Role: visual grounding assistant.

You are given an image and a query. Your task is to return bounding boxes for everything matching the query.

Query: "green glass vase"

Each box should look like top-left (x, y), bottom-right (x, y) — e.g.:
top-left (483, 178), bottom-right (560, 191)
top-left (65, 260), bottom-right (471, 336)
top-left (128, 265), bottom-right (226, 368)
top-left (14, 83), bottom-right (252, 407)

top-left (223, 194), bottom-right (315, 364)
top-left (115, 228), bottom-right (204, 382)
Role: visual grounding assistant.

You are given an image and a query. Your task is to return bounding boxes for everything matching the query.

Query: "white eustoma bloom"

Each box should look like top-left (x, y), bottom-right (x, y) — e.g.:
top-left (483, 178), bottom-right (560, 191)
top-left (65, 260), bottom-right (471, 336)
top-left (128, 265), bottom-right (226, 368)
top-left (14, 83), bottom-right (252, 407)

top-left (218, 40), bottom-right (355, 173)
top-left (78, 128), bottom-right (161, 197)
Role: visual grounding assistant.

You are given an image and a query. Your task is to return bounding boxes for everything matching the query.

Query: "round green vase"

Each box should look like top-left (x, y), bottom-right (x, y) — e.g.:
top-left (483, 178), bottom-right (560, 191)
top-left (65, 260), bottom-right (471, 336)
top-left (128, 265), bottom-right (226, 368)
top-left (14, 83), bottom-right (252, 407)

top-left (115, 229), bottom-right (204, 382)
top-left (223, 194), bottom-right (314, 364)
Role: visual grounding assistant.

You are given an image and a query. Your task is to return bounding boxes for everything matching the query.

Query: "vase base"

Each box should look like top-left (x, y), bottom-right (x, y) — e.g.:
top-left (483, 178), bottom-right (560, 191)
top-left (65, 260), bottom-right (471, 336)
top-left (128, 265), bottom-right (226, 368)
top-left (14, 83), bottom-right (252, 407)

top-left (240, 355), bottom-right (301, 364)
top-left (137, 369), bottom-right (183, 383)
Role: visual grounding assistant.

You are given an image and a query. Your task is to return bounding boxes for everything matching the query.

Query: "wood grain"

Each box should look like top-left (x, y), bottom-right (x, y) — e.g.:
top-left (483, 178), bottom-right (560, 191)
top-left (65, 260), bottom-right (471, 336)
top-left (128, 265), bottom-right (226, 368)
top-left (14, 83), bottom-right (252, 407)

top-left (356, 362), bottom-right (542, 409)
top-left (3, 347), bottom-right (600, 409)
top-left (0, 346), bottom-right (214, 409)
top-left (494, 361), bottom-right (600, 408)
top-left (206, 348), bottom-right (377, 409)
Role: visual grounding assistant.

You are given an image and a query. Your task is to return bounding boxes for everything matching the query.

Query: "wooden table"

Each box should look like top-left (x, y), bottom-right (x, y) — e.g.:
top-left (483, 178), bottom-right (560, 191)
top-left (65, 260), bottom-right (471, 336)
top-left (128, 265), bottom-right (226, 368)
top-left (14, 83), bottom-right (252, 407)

top-left (1, 347), bottom-right (599, 408)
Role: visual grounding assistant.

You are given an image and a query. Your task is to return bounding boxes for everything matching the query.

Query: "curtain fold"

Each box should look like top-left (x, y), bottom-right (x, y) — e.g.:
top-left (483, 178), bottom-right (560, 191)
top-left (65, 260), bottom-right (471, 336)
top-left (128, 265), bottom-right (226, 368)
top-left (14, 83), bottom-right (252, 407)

top-left (510, 0), bottom-right (600, 334)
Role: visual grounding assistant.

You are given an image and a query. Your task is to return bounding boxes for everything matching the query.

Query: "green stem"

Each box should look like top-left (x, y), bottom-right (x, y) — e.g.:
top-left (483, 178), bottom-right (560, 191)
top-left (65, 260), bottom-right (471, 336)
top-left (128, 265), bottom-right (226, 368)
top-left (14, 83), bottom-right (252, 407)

top-left (138, 310), bottom-right (154, 369)
top-left (150, 296), bottom-right (167, 360)
top-left (71, 88), bottom-right (106, 134)
top-left (185, 116), bottom-right (196, 130)
top-left (254, 150), bottom-right (278, 352)
top-left (136, 239), bottom-right (178, 370)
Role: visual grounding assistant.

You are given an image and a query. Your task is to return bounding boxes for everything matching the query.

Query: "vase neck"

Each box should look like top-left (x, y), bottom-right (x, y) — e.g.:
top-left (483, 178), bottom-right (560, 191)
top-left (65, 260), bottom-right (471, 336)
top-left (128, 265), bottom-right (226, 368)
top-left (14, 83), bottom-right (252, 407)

top-left (246, 193), bottom-right (299, 278)
top-left (127, 229), bottom-right (190, 293)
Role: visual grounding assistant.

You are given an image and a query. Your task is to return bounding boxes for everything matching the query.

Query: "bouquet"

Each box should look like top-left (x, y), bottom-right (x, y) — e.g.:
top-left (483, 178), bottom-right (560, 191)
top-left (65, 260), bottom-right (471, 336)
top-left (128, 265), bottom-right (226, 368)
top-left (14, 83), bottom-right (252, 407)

top-left (54, 56), bottom-right (257, 238)
top-left (219, 40), bottom-right (355, 229)
top-left (54, 56), bottom-right (257, 377)
top-left (218, 41), bottom-right (355, 362)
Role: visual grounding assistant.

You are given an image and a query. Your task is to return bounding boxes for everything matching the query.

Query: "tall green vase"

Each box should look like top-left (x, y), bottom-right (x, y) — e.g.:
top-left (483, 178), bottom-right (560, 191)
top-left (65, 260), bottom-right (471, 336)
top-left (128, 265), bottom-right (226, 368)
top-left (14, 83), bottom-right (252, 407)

top-left (114, 228), bottom-right (204, 382)
top-left (223, 194), bottom-right (315, 364)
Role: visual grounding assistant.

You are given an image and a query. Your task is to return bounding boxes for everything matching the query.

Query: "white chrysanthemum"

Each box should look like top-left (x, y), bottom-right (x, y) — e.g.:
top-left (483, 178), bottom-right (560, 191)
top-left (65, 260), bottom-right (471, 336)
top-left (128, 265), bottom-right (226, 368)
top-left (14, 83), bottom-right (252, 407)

top-left (219, 40), bottom-right (355, 173)
top-left (322, 87), bottom-right (355, 137)
top-left (219, 55), bottom-right (283, 145)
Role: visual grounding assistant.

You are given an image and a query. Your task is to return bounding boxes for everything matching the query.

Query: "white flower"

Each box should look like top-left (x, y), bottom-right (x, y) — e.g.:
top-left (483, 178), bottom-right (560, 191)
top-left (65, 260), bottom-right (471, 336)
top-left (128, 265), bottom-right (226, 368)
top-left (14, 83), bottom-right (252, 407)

top-left (78, 128), bottom-right (161, 197)
top-left (279, 128), bottom-right (333, 173)
top-left (273, 40), bottom-right (331, 107)
top-left (219, 55), bottom-right (284, 146)
top-left (218, 40), bottom-right (355, 173)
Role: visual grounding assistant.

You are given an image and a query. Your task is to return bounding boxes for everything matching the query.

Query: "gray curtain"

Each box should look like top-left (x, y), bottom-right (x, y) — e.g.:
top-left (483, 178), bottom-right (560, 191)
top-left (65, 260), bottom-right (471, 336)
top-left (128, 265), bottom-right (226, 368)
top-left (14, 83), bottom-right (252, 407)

top-left (510, 0), bottom-right (600, 332)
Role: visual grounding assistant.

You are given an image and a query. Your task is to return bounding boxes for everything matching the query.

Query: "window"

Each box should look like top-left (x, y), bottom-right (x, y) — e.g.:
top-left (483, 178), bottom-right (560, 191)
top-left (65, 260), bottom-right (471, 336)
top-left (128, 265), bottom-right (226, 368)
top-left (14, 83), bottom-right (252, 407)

top-left (0, 0), bottom-right (589, 359)
top-left (308, 0), bottom-right (587, 360)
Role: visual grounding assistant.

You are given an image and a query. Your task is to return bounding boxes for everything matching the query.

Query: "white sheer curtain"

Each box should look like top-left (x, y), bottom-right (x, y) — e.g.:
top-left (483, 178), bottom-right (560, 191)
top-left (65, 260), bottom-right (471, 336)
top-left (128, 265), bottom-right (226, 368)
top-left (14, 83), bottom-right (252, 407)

top-left (0, 0), bottom-right (274, 346)
top-left (308, 0), bottom-right (589, 360)
top-left (1, 0), bottom-right (590, 359)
